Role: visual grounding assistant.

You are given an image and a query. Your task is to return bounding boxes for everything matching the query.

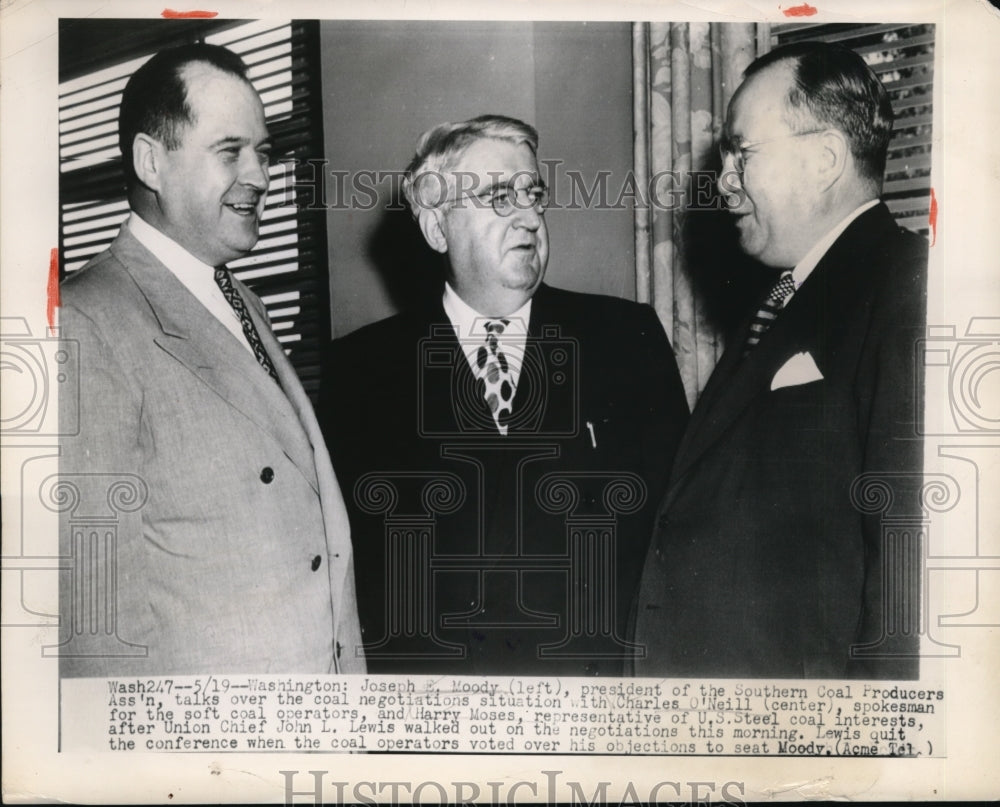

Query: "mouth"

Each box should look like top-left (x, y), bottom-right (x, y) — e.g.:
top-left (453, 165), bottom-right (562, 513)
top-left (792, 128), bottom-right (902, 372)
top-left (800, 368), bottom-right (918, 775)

top-left (225, 201), bottom-right (260, 217)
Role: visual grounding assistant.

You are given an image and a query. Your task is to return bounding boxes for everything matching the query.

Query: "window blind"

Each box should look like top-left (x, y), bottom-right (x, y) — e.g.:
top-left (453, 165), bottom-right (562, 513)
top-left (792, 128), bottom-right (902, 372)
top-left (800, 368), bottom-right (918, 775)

top-left (58, 19), bottom-right (330, 400)
top-left (771, 23), bottom-right (935, 236)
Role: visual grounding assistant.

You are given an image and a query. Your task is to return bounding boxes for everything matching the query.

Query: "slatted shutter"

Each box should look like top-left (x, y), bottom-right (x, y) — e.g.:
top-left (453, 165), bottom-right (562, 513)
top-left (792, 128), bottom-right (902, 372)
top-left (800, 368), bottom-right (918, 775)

top-left (771, 23), bottom-right (935, 236)
top-left (58, 19), bottom-right (330, 399)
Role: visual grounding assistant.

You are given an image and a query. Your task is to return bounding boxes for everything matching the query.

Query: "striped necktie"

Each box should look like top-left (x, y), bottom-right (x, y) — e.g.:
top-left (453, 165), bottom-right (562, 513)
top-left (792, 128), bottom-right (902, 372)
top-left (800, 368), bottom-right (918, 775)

top-left (744, 270), bottom-right (796, 356)
top-left (214, 267), bottom-right (280, 383)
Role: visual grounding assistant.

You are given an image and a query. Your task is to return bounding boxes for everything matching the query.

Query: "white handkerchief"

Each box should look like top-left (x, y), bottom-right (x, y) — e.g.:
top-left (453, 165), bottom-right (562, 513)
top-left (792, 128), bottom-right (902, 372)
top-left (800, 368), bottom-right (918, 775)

top-left (771, 351), bottom-right (824, 390)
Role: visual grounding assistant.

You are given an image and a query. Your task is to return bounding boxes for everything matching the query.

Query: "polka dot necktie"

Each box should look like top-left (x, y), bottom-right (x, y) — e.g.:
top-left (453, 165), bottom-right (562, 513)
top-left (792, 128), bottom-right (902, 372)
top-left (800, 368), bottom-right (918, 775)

top-left (214, 267), bottom-right (280, 383)
top-left (743, 270), bottom-right (796, 356)
top-left (476, 319), bottom-right (515, 435)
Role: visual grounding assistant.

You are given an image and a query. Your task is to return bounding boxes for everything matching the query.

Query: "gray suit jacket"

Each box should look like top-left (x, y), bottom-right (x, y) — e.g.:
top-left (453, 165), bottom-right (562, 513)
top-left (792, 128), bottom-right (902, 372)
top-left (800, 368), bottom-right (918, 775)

top-left (58, 225), bottom-right (364, 675)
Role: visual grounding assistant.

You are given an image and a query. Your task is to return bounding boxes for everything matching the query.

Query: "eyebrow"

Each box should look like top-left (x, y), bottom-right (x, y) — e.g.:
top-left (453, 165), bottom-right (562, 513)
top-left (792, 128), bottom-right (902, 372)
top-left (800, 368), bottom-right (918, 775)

top-left (481, 175), bottom-right (545, 192)
top-left (211, 136), bottom-right (273, 150)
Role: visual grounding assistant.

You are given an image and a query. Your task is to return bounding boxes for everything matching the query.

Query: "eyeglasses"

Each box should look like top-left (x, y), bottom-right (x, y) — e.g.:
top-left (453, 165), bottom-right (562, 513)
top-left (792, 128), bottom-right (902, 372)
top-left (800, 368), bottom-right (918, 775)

top-left (719, 129), bottom-right (828, 180)
top-left (446, 183), bottom-right (550, 217)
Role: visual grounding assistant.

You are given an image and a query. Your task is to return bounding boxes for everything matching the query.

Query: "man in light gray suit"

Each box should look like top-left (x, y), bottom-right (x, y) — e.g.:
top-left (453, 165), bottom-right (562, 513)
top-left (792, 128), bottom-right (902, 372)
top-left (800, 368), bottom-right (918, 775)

top-left (57, 44), bottom-right (364, 675)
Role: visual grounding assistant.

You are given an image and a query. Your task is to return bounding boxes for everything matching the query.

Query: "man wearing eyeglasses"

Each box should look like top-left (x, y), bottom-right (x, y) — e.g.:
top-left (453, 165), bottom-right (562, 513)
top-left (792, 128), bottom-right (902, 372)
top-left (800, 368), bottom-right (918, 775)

top-left (321, 114), bottom-right (688, 675)
top-left (633, 42), bottom-right (928, 679)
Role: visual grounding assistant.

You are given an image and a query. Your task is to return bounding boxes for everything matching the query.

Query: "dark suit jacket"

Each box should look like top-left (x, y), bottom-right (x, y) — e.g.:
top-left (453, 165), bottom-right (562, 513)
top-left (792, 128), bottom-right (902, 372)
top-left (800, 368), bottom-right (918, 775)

top-left (58, 226), bottom-right (364, 675)
top-left (633, 203), bottom-right (927, 679)
top-left (321, 283), bottom-right (688, 675)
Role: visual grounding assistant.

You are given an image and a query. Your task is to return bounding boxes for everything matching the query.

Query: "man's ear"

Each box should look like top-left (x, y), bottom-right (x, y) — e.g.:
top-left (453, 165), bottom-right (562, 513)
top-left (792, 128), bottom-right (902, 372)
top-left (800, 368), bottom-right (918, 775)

top-left (132, 133), bottom-right (166, 193)
top-left (416, 207), bottom-right (449, 254)
top-left (815, 129), bottom-right (848, 191)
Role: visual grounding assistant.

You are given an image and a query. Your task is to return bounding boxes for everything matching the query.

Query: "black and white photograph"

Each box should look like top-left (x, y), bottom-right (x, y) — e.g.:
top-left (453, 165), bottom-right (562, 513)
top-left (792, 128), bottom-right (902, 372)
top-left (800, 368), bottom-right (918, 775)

top-left (1, 0), bottom-right (998, 803)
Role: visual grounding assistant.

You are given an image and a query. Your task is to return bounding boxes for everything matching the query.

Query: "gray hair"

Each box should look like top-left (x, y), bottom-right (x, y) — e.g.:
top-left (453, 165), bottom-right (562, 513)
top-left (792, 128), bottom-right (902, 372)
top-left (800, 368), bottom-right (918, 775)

top-left (402, 114), bottom-right (539, 214)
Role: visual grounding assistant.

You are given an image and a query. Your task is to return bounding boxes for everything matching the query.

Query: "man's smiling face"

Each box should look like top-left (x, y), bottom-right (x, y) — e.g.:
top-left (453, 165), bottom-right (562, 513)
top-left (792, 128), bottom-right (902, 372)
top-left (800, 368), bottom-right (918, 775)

top-left (719, 61), bottom-right (824, 269)
top-left (155, 62), bottom-right (271, 266)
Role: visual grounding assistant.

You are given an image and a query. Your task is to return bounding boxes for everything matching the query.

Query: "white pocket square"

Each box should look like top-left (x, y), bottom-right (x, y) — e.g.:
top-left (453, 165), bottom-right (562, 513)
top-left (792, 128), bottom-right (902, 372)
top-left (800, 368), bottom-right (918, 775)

top-left (771, 351), bottom-right (824, 390)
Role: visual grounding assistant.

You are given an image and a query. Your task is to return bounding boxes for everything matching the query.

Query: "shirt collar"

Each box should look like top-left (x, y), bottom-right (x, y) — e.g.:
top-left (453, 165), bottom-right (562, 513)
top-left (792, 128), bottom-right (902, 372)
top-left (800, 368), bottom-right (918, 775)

top-left (128, 212), bottom-right (217, 276)
top-left (441, 282), bottom-right (532, 339)
top-left (792, 198), bottom-right (880, 289)
top-left (126, 212), bottom-right (252, 351)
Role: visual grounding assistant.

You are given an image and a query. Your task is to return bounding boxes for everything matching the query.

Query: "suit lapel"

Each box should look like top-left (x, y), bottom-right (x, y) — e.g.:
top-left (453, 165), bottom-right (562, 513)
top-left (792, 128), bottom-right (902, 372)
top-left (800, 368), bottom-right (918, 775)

top-left (420, 298), bottom-right (497, 434)
top-left (110, 228), bottom-right (319, 492)
top-left (668, 204), bottom-right (894, 493)
top-left (241, 283), bottom-right (324, 490)
top-left (511, 284), bottom-right (569, 436)
top-left (250, 285), bottom-right (354, 640)
top-left (417, 285), bottom-right (569, 437)
top-left (674, 313), bottom-right (748, 449)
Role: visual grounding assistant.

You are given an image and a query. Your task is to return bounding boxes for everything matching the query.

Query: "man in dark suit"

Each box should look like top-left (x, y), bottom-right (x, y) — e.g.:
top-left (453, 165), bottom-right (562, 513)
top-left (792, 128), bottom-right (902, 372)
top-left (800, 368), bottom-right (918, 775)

top-left (57, 44), bottom-right (363, 675)
top-left (633, 42), bottom-right (927, 679)
top-left (322, 115), bottom-right (688, 675)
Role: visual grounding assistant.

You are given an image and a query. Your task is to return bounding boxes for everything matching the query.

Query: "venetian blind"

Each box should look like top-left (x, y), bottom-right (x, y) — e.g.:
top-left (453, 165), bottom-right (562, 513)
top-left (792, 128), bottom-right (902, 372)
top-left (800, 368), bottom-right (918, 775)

top-left (58, 19), bottom-right (330, 399)
top-left (772, 23), bottom-right (935, 236)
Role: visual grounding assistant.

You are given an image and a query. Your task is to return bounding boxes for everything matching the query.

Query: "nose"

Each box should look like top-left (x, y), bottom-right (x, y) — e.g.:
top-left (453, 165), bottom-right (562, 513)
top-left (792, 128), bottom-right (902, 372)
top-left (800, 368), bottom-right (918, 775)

top-left (717, 152), bottom-right (743, 209)
top-left (717, 151), bottom-right (738, 191)
top-left (510, 194), bottom-right (542, 230)
top-left (241, 150), bottom-right (270, 193)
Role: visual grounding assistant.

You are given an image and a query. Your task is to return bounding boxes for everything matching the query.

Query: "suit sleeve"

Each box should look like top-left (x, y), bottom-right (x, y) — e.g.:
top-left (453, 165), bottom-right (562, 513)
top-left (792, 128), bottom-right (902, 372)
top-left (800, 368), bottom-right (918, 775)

top-left (619, 304), bottom-right (689, 648)
top-left (851, 235), bottom-right (927, 678)
top-left (635, 303), bottom-right (690, 498)
top-left (319, 338), bottom-right (354, 481)
top-left (58, 302), bottom-right (144, 676)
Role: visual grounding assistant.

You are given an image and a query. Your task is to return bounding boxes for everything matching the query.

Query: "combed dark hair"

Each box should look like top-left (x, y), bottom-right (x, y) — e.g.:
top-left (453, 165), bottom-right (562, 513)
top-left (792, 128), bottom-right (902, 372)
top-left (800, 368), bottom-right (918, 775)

top-left (745, 41), bottom-right (894, 183)
top-left (402, 114), bottom-right (539, 213)
top-left (118, 43), bottom-right (250, 188)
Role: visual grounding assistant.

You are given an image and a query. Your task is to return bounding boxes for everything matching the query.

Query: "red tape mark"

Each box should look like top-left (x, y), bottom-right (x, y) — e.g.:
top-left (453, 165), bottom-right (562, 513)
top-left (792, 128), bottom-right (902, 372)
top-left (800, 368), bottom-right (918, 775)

top-left (783, 3), bottom-right (818, 16)
top-left (928, 187), bottom-right (938, 247)
top-left (47, 248), bottom-right (60, 331)
top-left (161, 8), bottom-right (218, 18)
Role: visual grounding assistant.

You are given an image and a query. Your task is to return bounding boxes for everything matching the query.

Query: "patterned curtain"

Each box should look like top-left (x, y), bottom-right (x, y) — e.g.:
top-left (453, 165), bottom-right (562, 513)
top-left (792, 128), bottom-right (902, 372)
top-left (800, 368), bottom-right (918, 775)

top-left (633, 22), bottom-right (765, 407)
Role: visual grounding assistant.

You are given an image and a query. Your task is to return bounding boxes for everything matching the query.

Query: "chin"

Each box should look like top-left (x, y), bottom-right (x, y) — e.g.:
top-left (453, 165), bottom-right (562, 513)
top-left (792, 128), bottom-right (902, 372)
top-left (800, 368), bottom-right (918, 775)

top-left (497, 263), bottom-right (534, 287)
top-left (738, 234), bottom-right (765, 262)
top-left (511, 269), bottom-right (542, 292)
top-left (228, 232), bottom-right (260, 253)
top-left (217, 245), bottom-right (255, 265)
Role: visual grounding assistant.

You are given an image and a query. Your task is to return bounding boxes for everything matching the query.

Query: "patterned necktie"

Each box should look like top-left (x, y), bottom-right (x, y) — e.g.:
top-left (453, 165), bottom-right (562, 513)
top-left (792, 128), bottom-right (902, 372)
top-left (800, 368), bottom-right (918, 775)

top-left (475, 319), bottom-right (515, 435)
top-left (744, 270), bottom-right (796, 356)
top-left (214, 267), bottom-right (280, 383)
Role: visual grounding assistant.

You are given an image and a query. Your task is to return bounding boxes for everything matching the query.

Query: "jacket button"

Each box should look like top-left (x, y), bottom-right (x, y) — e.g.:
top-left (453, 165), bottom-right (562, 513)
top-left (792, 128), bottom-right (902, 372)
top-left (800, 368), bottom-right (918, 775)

top-left (260, 467), bottom-right (274, 484)
top-left (311, 555), bottom-right (322, 571)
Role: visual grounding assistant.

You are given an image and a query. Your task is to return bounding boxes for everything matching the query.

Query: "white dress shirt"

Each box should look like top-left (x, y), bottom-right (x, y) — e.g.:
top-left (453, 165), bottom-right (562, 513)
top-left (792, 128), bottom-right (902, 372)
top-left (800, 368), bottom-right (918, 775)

top-left (127, 213), bottom-right (255, 355)
top-left (441, 282), bottom-right (531, 390)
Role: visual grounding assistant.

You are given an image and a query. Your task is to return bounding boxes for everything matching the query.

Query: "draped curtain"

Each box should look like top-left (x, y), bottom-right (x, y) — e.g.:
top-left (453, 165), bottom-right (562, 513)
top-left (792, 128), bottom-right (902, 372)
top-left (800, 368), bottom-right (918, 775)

top-left (633, 22), bottom-right (766, 408)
